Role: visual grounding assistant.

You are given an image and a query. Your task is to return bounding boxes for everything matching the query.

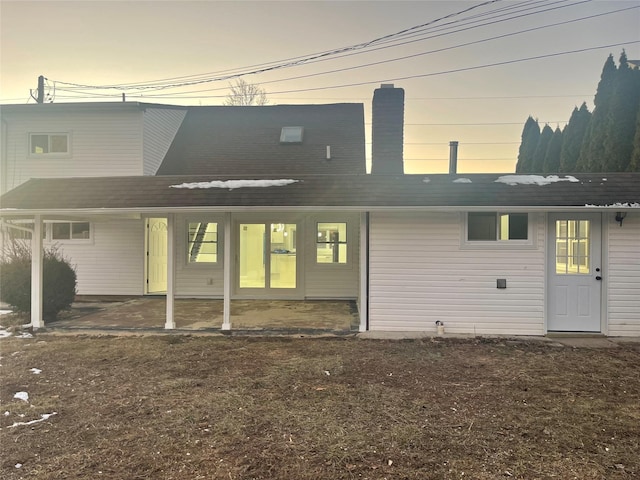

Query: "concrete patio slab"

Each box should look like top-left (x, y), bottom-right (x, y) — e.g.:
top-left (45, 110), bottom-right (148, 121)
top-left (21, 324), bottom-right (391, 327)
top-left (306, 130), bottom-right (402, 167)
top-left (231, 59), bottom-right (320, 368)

top-left (49, 297), bottom-right (359, 332)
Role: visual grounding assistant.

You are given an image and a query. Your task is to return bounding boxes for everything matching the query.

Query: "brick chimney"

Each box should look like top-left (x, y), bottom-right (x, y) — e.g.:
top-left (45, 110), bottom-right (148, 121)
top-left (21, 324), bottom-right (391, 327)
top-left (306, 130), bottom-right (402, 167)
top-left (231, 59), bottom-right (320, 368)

top-left (371, 84), bottom-right (404, 174)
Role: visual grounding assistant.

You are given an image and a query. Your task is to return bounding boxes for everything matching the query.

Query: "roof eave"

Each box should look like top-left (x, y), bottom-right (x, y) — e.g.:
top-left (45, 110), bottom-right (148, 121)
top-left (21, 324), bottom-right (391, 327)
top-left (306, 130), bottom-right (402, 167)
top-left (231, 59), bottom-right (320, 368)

top-left (2, 204), bottom-right (637, 218)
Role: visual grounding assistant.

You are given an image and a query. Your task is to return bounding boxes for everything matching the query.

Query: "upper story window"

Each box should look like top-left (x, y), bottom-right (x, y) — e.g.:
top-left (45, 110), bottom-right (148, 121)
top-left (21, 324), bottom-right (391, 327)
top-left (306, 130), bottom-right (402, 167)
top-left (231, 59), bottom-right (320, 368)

top-left (30, 133), bottom-right (69, 155)
top-left (467, 212), bottom-right (528, 241)
top-left (188, 222), bottom-right (218, 263)
top-left (316, 222), bottom-right (347, 263)
top-left (280, 126), bottom-right (304, 143)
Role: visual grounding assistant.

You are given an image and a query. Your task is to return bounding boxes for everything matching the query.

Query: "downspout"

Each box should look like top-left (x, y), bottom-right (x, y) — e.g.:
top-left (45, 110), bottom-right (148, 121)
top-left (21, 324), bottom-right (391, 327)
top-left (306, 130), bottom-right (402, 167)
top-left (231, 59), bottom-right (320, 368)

top-left (359, 211), bottom-right (369, 332)
top-left (366, 211), bottom-right (370, 331)
top-left (1, 117), bottom-right (8, 195)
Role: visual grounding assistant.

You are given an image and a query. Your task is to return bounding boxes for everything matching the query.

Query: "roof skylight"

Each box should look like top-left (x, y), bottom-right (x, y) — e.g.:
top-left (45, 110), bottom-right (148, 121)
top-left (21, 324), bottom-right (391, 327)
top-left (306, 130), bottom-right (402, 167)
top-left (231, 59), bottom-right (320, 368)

top-left (280, 126), bottom-right (304, 143)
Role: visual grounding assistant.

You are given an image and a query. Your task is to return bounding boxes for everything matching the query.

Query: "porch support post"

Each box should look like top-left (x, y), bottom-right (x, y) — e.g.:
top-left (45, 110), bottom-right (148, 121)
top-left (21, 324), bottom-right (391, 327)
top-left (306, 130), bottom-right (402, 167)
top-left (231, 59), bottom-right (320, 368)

top-left (31, 215), bottom-right (44, 329)
top-left (165, 214), bottom-right (176, 329)
top-left (359, 212), bottom-right (368, 332)
top-left (222, 213), bottom-right (232, 330)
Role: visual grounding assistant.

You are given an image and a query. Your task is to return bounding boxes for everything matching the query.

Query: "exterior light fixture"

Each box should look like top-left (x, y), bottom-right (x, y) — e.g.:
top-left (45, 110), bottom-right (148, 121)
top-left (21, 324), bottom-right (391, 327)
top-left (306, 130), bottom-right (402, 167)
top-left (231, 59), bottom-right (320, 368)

top-left (615, 212), bottom-right (627, 227)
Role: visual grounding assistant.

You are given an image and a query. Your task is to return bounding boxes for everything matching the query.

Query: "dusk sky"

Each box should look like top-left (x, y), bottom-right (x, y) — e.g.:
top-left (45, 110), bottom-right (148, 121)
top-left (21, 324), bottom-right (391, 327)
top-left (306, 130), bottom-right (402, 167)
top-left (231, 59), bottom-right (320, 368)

top-left (1, 0), bottom-right (639, 173)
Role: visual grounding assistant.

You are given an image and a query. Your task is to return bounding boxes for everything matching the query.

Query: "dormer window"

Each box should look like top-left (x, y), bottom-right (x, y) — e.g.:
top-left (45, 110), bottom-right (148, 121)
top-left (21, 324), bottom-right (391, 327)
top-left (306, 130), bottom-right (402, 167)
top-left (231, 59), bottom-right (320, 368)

top-left (280, 126), bottom-right (303, 143)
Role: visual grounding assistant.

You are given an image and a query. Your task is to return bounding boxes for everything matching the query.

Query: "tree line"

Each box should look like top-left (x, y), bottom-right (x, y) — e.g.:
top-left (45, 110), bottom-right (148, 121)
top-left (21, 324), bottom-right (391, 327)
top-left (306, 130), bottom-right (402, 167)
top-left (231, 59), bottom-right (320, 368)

top-left (515, 51), bottom-right (640, 173)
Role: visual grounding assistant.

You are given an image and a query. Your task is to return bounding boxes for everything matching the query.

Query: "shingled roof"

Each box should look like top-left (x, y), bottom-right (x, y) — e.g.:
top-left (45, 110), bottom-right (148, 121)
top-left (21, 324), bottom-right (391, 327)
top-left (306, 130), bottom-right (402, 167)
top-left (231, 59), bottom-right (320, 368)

top-left (2, 173), bottom-right (638, 214)
top-left (156, 104), bottom-right (366, 176)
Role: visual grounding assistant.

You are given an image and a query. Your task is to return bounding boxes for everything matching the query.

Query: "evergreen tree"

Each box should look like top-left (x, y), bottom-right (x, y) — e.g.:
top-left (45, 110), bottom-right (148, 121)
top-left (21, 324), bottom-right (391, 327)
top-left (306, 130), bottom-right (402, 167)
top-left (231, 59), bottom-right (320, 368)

top-left (543, 127), bottom-right (563, 173)
top-left (602, 51), bottom-right (640, 171)
top-left (628, 107), bottom-right (640, 171)
top-left (515, 116), bottom-right (540, 172)
top-left (577, 54), bottom-right (617, 171)
top-left (559, 103), bottom-right (591, 172)
top-left (532, 124), bottom-right (553, 172)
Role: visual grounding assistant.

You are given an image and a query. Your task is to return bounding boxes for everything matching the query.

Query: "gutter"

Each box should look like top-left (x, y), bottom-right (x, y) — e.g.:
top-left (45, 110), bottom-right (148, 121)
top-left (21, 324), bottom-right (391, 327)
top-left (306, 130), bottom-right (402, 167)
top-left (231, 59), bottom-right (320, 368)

top-left (1, 204), bottom-right (639, 218)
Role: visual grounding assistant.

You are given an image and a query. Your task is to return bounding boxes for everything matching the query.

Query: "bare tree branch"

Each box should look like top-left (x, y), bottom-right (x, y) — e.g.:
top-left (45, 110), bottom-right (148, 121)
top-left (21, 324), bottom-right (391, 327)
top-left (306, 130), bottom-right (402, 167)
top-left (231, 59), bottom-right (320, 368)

top-left (224, 79), bottom-right (268, 106)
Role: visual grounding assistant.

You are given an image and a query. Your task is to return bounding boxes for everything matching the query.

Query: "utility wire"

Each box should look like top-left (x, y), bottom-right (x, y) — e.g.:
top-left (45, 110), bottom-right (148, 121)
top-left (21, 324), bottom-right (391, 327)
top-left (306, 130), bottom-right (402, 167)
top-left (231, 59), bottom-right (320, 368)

top-left (49, 1), bottom-right (632, 101)
top-left (50, 0), bottom-right (593, 93)
top-left (128, 3), bottom-right (628, 99)
top-left (90, 41), bottom-right (636, 100)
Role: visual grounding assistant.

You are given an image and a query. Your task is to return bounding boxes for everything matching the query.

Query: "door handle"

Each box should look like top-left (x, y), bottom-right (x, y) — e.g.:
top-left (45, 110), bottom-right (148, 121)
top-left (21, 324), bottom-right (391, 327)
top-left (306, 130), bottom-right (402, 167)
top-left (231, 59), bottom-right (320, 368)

top-left (595, 276), bottom-right (602, 281)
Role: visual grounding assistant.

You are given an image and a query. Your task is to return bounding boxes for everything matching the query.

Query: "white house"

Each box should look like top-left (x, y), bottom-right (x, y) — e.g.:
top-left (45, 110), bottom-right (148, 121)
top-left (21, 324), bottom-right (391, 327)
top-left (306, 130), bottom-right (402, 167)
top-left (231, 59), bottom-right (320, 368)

top-left (1, 86), bottom-right (639, 336)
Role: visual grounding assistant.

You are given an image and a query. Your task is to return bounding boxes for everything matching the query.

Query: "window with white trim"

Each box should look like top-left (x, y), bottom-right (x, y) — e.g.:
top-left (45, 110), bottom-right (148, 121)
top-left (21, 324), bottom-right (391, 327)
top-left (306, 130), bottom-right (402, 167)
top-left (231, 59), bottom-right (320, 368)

top-left (187, 222), bottom-right (218, 263)
top-left (467, 212), bottom-right (528, 241)
top-left (51, 221), bottom-right (91, 240)
top-left (316, 222), bottom-right (347, 263)
top-left (30, 133), bottom-right (69, 155)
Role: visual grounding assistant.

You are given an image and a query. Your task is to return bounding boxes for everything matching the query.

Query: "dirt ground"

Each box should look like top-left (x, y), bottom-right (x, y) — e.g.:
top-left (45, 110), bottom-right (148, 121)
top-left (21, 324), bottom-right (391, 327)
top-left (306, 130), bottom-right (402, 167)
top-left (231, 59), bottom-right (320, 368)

top-left (1, 332), bottom-right (639, 479)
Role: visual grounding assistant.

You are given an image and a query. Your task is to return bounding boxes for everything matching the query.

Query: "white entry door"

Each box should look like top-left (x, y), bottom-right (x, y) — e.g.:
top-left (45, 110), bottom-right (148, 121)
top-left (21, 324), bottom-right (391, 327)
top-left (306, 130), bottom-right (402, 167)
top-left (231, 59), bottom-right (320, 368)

top-left (547, 213), bottom-right (602, 332)
top-left (146, 218), bottom-right (167, 294)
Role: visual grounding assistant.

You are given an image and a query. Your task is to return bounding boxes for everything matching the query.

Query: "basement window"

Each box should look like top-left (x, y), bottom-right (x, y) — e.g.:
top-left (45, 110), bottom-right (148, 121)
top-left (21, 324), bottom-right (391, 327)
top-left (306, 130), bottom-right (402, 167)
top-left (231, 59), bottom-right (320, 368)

top-left (316, 222), bottom-right (347, 263)
top-left (280, 126), bottom-right (304, 143)
top-left (187, 222), bottom-right (218, 263)
top-left (467, 213), bottom-right (528, 241)
top-left (30, 133), bottom-right (69, 155)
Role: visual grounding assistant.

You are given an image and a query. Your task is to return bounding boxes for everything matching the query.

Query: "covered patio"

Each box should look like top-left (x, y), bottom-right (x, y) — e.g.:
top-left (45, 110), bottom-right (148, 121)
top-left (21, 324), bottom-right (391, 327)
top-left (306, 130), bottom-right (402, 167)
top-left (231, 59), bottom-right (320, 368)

top-left (49, 297), bottom-right (360, 333)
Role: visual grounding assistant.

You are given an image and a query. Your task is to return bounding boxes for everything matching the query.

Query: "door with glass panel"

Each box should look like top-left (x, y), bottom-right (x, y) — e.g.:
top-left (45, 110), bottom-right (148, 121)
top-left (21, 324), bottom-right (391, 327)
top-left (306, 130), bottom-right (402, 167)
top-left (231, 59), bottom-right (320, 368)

top-left (238, 223), bottom-right (298, 294)
top-left (547, 214), bottom-right (602, 332)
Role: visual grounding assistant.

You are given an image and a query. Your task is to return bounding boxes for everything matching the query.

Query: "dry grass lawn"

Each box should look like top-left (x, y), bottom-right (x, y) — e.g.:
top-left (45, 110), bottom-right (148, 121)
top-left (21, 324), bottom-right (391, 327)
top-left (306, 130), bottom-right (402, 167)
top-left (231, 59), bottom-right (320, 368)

top-left (1, 333), bottom-right (639, 479)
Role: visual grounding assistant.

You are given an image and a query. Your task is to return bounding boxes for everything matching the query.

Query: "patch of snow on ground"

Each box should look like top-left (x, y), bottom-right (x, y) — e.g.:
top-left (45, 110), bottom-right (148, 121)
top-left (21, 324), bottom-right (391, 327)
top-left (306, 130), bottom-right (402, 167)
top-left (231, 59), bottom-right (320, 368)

top-left (170, 179), bottom-right (299, 190)
top-left (14, 332), bottom-right (33, 339)
top-left (0, 327), bottom-right (11, 338)
top-left (0, 309), bottom-right (12, 315)
top-left (30, 368), bottom-right (42, 375)
top-left (7, 412), bottom-right (57, 429)
top-left (14, 391), bottom-right (29, 402)
top-left (453, 178), bottom-right (472, 183)
top-left (495, 175), bottom-right (579, 186)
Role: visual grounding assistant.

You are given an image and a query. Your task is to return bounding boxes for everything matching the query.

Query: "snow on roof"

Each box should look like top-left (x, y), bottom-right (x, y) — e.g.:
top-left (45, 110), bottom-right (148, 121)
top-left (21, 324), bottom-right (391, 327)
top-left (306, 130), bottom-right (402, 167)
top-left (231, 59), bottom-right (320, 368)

top-left (495, 175), bottom-right (579, 186)
top-left (585, 202), bottom-right (640, 208)
top-left (453, 178), bottom-right (472, 183)
top-left (170, 179), bottom-right (299, 190)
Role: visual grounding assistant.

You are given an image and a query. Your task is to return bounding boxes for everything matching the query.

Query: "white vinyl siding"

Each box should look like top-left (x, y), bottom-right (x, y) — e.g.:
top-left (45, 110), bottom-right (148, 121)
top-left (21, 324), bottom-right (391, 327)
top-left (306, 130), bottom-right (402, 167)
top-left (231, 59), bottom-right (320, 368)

top-left (56, 219), bottom-right (144, 295)
top-left (2, 109), bottom-right (143, 192)
top-left (368, 212), bottom-right (546, 335)
top-left (607, 213), bottom-right (640, 336)
top-left (142, 108), bottom-right (186, 175)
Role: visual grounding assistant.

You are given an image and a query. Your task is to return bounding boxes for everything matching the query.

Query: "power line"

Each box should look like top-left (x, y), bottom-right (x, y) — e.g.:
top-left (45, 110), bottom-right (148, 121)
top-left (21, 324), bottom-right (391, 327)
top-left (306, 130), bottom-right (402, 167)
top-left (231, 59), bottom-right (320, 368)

top-left (49, 0), bottom-right (505, 91)
top-left (122, 2), bottom-right (621, 99)
top-left (99, 40), bottom-right (636, 100)
top-left (48, 0), bottom-right (602, 95)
